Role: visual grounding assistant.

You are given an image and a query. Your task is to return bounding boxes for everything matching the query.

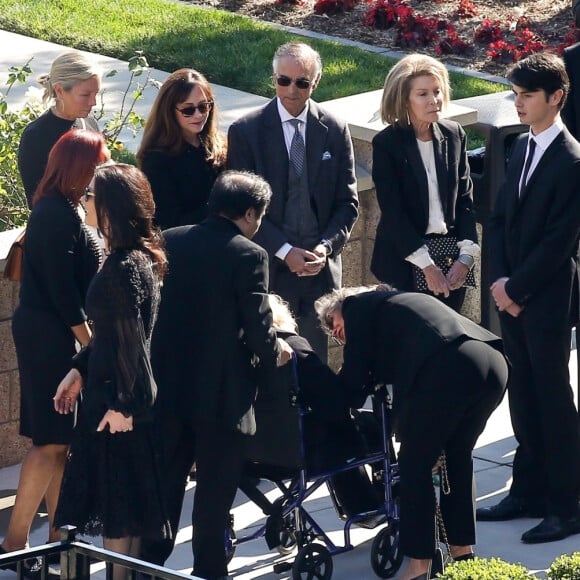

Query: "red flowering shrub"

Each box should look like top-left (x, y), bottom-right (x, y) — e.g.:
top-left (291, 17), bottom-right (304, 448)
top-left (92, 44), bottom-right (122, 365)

top-left (396, 14), bottom-right (441, 48)
top-left (456, 0), bottom-right (477, 19)
top-left (364, 0), bottom-right (411, 30)
top-left (487, 40), bottom-right (520, 64)
top-left (314, 0), bottom-right (358, 14)
top-left (474, 19), bottom-right (504, 44)
top-left (515, 28), bottom-right (546, 57)
top-left (557, 27), bottom-right (580, 54)
top-left (436, 26), bottom-right (473, 55)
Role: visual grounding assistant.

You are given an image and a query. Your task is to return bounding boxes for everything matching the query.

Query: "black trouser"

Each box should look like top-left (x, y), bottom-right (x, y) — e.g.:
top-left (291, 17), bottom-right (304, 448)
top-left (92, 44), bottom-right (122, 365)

top-left (501, 313), bottom-right (580, 517)
top-left (396, 339), bottom-right (507, 559)
top-left (140, 414), bottom-right (247, 580)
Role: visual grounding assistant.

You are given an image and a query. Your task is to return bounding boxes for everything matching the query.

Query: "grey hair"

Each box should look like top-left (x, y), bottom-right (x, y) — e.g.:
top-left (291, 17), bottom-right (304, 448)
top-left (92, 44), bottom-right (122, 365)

top-left (272, 42), bottom-right (323, 78)
top-left (268, 294), bottom-right (298, 334)
top-left (315, 285), bottom-right (388, 334)
top-left (38, 51), bottom-right (102, 107)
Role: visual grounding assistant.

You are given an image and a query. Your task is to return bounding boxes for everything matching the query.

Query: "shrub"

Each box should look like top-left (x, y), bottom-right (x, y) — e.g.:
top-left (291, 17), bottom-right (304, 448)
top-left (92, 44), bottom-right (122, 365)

top-left (314, 0), bottom-right (359, 15)
top-left (547, 552), bottom-right (580, 579)
top-left (437, 556), bottom-right (530, 579)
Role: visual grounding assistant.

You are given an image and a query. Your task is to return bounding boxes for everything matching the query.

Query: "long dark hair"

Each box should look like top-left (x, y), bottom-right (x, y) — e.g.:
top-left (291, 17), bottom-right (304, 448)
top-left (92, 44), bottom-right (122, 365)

top-left (33, 129), bottom-right (109, 206)
top-left (136, 68), bottom-right (226, 168)
top-left (93, 163), bottom-right (167, 279)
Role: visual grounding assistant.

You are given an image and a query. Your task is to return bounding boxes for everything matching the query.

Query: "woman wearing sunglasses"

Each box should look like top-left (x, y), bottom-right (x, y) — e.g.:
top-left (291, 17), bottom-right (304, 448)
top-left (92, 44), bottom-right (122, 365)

top-left (137, 68), bottom-right (227, 230)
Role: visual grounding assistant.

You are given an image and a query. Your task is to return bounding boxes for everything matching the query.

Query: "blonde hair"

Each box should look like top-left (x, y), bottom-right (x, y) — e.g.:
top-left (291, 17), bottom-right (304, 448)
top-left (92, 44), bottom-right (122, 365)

top-left (38, 51), bottom-right (102, 107)
top-left (380, 54), bottom-right (450, 126)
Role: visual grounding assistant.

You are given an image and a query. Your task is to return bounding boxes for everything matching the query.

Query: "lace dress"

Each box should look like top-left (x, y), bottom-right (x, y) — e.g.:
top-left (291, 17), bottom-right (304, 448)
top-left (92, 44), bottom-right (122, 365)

top-left (55, 249), bottom-right (170, 540)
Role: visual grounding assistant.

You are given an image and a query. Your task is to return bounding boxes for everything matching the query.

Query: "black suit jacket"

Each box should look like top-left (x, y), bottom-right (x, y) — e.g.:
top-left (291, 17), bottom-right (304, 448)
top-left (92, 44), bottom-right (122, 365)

top-left (227, 98), bottom-right (359, 290)
top-left (370, 120), bottom-right (477, 288)
top-left (489, 127), bottom-right (580, 328)
top-left (151, 215), bottom-right (279, 434)
top-left (563, 43), bottom-right (580, 140)
top-left (338, 290), bottom-right (503, 412)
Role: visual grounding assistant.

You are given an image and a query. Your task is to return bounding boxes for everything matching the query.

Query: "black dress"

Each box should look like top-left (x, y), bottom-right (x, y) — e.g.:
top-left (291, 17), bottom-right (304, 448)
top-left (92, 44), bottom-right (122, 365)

top-left (55, 250), bottom-right (170, 540)
top-left (12, 196), bottom-right (101, 446)
top-left (139, 145), bottom-right (220, 230)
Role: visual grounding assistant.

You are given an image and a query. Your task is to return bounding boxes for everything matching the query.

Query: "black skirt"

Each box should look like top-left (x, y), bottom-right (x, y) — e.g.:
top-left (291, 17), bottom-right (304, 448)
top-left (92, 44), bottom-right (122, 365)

top-left (12, 305), bottom-right (76, 445)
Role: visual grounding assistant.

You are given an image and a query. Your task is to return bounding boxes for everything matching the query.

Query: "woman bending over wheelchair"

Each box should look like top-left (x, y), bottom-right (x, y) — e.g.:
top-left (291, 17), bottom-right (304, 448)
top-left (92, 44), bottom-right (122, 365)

top-left (316, 285), bottom-right (508, 580)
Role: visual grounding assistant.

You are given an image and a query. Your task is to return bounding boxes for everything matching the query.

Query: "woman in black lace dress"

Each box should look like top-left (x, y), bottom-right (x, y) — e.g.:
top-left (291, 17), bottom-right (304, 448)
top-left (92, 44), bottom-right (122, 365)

top-left (53, 164), bottom-right (170, 576)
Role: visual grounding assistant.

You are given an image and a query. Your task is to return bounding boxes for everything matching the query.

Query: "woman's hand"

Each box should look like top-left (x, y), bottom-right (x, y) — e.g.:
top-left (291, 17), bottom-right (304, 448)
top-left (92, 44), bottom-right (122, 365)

top-left (97, 410), bottom-right (133, 434)
top-left (423, 265), bottom-right (450, 298)
top-left (54, 369), bottom-right (83, 414)
top-left (446, 261), bottom-right (469, 290)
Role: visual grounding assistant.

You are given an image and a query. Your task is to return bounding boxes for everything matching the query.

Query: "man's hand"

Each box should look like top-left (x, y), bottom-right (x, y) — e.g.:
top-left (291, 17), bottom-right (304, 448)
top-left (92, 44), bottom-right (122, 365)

top-left (276, 337), bottom-right (293, 366)
top-left (504, 303), bottom-right (524, 318)
top-left (423, 264), bottom-right (450, 298)
top-left (490, 277), bottom-right (514, 311)
top-left (54, 368), bottom-right (83, 414)
top-left (285, 247), bottom-right (325, 277)
top-left (97, 409), bottom-right (133, 434)
top-left (285, 247), bottom-right (319, 275)
top-left (446, 261), bottom-right (469, 290)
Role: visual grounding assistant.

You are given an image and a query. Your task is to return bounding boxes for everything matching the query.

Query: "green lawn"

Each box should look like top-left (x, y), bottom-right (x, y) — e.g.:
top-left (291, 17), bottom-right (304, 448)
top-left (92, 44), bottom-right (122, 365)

top-left (0, 0), bottom-right (505, 101)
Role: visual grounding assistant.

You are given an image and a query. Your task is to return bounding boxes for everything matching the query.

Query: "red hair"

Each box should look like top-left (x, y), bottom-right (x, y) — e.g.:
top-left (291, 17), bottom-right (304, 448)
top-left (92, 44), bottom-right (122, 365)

top-left (32, 129), bottom-right (110, 206)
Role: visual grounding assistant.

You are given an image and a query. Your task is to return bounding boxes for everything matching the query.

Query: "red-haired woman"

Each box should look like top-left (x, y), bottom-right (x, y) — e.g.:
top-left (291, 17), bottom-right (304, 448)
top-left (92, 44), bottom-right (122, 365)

top-left (0, 129), bottom-right (109, 571)
top-left (137, 68), bottom-right (226, 230)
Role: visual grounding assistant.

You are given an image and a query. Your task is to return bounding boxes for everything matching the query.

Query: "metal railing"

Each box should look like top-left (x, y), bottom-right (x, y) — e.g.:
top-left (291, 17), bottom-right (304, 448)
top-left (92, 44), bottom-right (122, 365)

top-left (0, 526), bottom-right (199, 580)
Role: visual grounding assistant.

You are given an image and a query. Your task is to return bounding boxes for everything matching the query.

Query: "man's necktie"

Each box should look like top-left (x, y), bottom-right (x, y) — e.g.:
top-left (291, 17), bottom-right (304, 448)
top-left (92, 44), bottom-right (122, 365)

top-left (519, 138), bottom-right (536, 195)
top-left (289, 118), bottom-right (305, 176)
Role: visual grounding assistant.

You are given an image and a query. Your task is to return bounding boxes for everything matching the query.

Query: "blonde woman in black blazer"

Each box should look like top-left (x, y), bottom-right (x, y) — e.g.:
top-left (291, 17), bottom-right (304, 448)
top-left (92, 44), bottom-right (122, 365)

top-left (371, 54), bottom-right (478, 312)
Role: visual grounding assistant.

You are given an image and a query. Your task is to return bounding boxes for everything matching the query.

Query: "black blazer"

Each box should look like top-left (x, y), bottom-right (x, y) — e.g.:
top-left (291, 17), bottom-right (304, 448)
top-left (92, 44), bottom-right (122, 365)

top-left (151, 215), bottom-right (280, 434)
top-left (227, 98), bottom-right (359, 290)
top-left (562, 43), bottom-right (580, 140)
top-left (371, 120), bottom-right (477, 288)
top-left (337, 290), bottom-right (503, 413)
top-left (489, 128), bottom-right (580, 329)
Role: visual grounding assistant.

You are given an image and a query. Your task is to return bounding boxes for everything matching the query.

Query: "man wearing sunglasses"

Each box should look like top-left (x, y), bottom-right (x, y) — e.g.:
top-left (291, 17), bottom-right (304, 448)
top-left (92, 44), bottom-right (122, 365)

top-left (228, 42), bottom-right (359, 363)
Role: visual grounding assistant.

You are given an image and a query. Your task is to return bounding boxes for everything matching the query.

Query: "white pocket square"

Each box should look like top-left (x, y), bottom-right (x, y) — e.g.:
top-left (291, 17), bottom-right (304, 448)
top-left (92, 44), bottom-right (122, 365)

top-left (322, 151), bottom-right (332, 161)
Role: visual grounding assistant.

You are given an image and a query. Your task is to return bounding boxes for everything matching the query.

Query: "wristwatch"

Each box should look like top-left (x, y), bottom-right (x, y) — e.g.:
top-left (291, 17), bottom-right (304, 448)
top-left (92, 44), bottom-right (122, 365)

top-left (457, 254), bottom-right (475, 270)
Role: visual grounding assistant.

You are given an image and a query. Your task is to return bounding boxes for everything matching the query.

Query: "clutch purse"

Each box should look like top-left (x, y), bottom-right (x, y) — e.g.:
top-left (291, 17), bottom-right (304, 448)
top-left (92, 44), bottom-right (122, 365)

top-left (412, 236), bottom-right (476, 292)
top-left (3, 229), bottom-right (26, 282)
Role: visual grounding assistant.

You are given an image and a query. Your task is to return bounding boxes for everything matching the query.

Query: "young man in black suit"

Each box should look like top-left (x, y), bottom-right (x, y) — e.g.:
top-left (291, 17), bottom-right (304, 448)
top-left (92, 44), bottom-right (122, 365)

top-left (480, 52), bottom-right (580, 544)
top-left (142, 171), bottom-right (292, 580)
top-left (227, 42), bottom-right (359, 363)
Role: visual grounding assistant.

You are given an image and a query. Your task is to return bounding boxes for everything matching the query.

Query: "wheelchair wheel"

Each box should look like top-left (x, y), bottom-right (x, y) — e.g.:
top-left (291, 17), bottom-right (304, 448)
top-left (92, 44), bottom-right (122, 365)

top-left (370, 524), bottom-right (403, 578)
top-left (292, 543), bottom-right (333, 580)
top-left (276, 509), bottom-right (298, 556)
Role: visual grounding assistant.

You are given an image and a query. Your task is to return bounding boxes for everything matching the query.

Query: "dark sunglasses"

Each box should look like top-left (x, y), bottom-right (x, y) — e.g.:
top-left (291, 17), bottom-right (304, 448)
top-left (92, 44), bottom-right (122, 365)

top-left (275, 75), bottom-right (312, 90)
top-left (176, 101), bottom-right (213, 117)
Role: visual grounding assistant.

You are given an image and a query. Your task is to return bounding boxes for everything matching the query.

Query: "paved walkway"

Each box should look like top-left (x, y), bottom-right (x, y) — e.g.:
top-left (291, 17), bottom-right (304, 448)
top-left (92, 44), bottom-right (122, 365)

top-left (1, 28), bottom-right (580, 579)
